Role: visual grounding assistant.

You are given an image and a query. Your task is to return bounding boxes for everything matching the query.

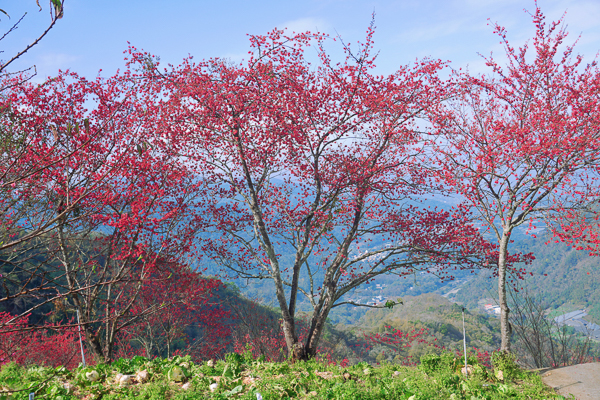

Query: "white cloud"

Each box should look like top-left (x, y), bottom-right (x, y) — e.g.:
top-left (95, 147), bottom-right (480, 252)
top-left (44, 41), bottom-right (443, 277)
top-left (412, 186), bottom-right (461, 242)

top-left (278, 17), bottom-right (331, 34)
top-left (219, 52), bottom-right (248, 64)
top-left (37, 53), bottom-right (79, 71)
top-left (399, 23), bottom-right (459, 45)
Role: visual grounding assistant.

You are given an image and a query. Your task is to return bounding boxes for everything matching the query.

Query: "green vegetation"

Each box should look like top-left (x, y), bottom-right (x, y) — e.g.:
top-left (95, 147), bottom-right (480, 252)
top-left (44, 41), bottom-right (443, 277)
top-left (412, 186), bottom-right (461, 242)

top-left (341, 294), bottom-right (501, 361)
top-left (454, 232), bottom-right (600, 323)
top-left (0, 351), bottom-right (564, 400)
top-left (227, 227), bottom-right (600, 329)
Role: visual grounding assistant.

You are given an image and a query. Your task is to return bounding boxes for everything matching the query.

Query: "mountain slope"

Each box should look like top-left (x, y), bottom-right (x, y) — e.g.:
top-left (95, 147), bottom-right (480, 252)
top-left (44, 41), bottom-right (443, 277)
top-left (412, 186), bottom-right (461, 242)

top-left (454, 232), bottom-right (600, 323)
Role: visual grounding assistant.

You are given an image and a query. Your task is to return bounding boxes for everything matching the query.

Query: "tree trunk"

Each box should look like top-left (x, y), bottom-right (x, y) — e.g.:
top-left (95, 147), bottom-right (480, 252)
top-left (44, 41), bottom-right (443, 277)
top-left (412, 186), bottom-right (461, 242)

top-left (83, 329), bottom-right (106, 364)
top-left (104, 330), bottom-right (114, 363)
top-left (299, 285), bottom-right (337, 362)
top-left (282, 294), bottom-right (334, 363)
top-left (304, 319), bottom-right (326, 360)
top-left (498, 231), bottom-right (512, 352)
top-left (57, 218), bottom-right (108, 362)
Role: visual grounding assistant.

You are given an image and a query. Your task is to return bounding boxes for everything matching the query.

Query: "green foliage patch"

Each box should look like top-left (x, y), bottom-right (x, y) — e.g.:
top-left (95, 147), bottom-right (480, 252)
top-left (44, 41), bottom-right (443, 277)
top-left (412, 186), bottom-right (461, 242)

top-left (0, 351), bottom-right (565, 400)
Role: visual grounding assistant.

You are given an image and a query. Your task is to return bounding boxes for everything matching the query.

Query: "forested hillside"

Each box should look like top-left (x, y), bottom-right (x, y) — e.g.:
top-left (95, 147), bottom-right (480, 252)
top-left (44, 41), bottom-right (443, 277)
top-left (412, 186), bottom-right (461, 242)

top-left (454, 231), bottom-right (600, 323)
top-left (212, 227), bottom-right (600, 327)
top-left (336, 293), bottom-right (501, 364)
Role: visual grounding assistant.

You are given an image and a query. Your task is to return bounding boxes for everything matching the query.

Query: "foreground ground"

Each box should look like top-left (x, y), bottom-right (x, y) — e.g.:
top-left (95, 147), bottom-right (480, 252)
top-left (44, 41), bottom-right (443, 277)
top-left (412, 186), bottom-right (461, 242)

top-left (540, 362), bottom-right (600, 400)
top-left (0, 352), bottom-right (568, 399)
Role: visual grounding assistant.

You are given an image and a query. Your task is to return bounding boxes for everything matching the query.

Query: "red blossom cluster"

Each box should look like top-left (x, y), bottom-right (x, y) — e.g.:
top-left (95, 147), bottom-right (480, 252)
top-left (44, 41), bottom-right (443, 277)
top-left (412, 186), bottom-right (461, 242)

top-left (0, 312), bottom-right (83, 369)
top-left (120, 261), bottom-right (232, 361)
top-left (361, 326), bottom-right (444, 366)
top-left (231, 314), bottom-right (346, 366)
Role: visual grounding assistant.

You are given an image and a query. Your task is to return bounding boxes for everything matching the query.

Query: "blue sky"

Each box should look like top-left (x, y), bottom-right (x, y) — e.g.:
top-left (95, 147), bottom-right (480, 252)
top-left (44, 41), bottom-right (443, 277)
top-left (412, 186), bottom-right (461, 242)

top-left (2, 1), bottom-right (600, 81)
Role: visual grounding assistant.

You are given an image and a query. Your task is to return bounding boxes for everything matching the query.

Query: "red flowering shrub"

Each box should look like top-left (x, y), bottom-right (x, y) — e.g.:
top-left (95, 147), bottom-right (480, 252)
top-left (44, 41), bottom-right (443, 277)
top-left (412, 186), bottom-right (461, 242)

top-left (0, 312), bottom-right (84, 369)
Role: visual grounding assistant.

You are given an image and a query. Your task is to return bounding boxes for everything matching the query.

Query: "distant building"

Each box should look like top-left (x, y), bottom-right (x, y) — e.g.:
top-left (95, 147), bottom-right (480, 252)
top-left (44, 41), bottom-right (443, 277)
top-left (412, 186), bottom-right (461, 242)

top-left (370, 295), bottom-right (384, 305)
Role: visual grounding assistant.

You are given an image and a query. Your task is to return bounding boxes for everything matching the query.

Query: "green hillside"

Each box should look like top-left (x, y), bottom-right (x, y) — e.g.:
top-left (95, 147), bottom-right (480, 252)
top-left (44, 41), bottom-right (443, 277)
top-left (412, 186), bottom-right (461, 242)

top-left (335, 294), bottom-right (501, 365)
top-left (453, 232), bottom-right (600, 323)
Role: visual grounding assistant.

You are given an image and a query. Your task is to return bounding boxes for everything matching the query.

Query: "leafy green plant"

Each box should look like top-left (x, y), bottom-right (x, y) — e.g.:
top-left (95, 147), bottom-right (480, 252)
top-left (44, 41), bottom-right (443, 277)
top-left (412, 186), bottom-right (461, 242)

top-left (419, 352), bottom-right (456, 375)
top-left (492, 350), bottom-right (521, 381)
top-left (0, 352), bottom-right (567, 399)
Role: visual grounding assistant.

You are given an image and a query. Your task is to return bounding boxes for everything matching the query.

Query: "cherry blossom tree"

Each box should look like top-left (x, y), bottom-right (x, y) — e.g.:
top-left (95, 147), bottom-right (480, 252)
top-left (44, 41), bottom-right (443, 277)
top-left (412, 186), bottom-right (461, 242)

top-left (0, 311), bottom-right (82, 369)
top-left (131, 23), bottom-right (511, 361)
top-left (0, 71), bottom-right (135, 328)
top-left (123, 262), bottom-right (231, 361)
top-left (0, 69), bottom-right (209, 362)
top-left (430, 6), bottom-right (600, 351)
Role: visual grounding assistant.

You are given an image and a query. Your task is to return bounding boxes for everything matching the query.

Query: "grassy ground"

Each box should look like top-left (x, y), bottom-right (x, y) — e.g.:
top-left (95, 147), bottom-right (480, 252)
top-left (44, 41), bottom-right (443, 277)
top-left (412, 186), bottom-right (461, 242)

top-left (0, 351), bottom-right (567, 399)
